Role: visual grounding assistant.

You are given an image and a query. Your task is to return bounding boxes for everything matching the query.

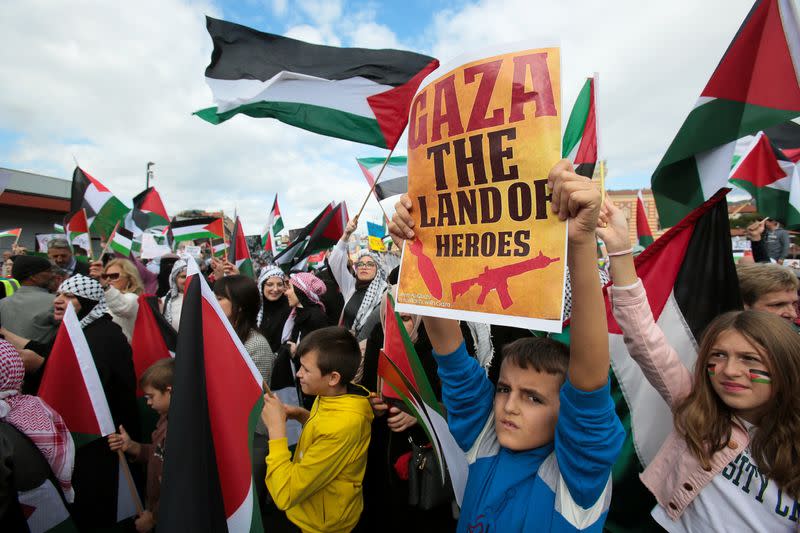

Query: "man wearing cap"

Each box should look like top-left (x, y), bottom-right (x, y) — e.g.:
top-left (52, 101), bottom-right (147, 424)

top-left (0, 256), bottom-right (58, 344)
top-left (47, 238), bottom-right (90, 276)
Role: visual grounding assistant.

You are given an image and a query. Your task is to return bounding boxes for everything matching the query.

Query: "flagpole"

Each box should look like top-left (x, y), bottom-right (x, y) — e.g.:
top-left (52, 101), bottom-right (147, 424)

top-left (355, 145), bottom-right (396, 221)
top-left (221, 210), bottom-right (229, 262)
top-left (117, 450), bottom-right (144, 514)
top-left (599, 160), bottom-right (606, 207)
top-left (12, 229), bottom-right (21, 249)
top-left (98, 221), bottom-right (121, 260)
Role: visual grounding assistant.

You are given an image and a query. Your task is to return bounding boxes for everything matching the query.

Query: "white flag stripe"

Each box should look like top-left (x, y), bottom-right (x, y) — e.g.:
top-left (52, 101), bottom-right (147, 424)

top-left (610, 292), bottom-right (697, 466)
top-left (207, 73), bottom-right (391, 117)
top-left (63, 304), bottom-right (116, 436)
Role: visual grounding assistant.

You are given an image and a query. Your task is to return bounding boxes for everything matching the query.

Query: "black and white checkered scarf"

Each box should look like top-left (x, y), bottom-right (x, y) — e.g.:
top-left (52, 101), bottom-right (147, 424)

top-left (58, 275), bottom-right (109, 329)
top-left (352, 250), bottom-right (387, 336)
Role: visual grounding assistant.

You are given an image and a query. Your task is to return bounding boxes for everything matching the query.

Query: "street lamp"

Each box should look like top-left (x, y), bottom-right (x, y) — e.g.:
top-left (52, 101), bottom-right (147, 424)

top-left (146, 162), bottom-right (155, 189)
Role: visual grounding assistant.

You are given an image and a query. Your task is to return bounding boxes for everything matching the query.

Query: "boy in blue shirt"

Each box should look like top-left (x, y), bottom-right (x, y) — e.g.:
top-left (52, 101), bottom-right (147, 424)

top-left (389, 161), bottom-right (625, 532)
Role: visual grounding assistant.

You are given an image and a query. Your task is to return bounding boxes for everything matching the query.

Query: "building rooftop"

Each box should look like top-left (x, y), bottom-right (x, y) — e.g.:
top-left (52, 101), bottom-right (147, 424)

top-left (0, 167), bottom-right (70, 199)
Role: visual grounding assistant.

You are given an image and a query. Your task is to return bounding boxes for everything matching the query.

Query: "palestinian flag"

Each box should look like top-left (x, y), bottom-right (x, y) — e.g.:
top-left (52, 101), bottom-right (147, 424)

top-left (70, 168), bottom-right (130, 238)
top-left (170, 217), bottom-right (224, 243)
top-left (562, 75), bottom-right (598, 178)
top-left (37, 304), bottom-right (140, 524)
top-left (380, 293), bottom-right (439, 409)
top-left (636, 190), bottom-right (654, 248)
top-left (159, 259), bottom-right (265, 532)
top-left (377, 293), bottom-right (468, 506)
top-left (195, 16), bottom-right (439, 149)
top-left (17, 478), bottom-right (78, 533)
top-left (125, 187), bottom-right (170, 236)
top-left (0, 227), bottom-right (21, 239)
top-left (356, 156), bottom-right (408, 201)
top-left (108, 227), bottom-right (134, 257)
top-left (211, 237), bottom-right (228, 258)
top-left (230, 217), bottom-right (255, 277)
top-left (651, 0), bottom-right (800, 228)
top-left (303, 201), bottom-right (348, 257)
top-left (729, 131), bottom-right (800, 228)
top-left (38, 304), bottom-right (116, 447)
top-left (602, 189), bottom-right (741, 531)
top-left (131, 295), bottom-right (177, 395)
top-left (65, 210), bottom-right (90, 252)
top-left (261, 195), bottom-right (284, 254)
top-left (273, 203), bottom-right (334, 267)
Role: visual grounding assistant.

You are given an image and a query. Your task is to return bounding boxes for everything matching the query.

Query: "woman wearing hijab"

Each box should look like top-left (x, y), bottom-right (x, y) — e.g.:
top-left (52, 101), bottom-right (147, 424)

top-left (160, 259), bottom-right (187, 332)
top-left (3, 275), bottom-right (140, 529)
top-left (0, 339), bottom-right (75, 503)
top-left (330, 216), bottom-right (387, 340)
top-left (256, 266), bottom-right (292, 353)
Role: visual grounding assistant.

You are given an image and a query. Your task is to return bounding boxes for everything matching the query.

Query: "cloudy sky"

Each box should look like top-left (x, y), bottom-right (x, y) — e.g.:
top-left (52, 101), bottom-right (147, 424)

top-left (1, 0), bottom-right (757, 234)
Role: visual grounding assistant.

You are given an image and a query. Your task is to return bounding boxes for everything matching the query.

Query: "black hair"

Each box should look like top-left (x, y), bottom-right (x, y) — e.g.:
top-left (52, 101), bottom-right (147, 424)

top-left (501, 337), bottom-right (570, 379)
top-left (296, 326), bottom-right (360, 385)
top-left (213, 275), bottom-right (260, 343)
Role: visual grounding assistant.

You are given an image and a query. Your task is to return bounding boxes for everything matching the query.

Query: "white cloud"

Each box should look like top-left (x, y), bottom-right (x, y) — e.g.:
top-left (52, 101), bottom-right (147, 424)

top-left (424, 0), bottom-right (757, 188)
top-left (271, 0), bottom-right (287, 17)
top-left (0, 0), bottom-right (390, 234)
top-left (0, 0), bottom-right (770, 239)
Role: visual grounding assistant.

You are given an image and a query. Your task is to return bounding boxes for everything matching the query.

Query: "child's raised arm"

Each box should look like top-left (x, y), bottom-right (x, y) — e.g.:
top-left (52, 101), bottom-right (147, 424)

top-left (548, 160), bottom-right (609, 392)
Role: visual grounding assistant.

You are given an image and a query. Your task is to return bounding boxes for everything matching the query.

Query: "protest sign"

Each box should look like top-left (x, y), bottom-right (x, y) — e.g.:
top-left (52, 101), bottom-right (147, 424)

top-left (141, 232), bottom-right (172, 259)
top-left (396, 43), bottom-right (567, 331)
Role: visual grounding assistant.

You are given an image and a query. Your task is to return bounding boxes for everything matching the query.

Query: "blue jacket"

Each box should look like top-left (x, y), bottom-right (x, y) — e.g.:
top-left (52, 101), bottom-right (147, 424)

top-left (435, 342), bottom-right (625, 532)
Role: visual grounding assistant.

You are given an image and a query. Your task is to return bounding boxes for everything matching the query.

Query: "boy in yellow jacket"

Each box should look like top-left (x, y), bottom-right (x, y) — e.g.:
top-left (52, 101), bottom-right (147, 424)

top-left (262, 326), bottom-right (374, 533)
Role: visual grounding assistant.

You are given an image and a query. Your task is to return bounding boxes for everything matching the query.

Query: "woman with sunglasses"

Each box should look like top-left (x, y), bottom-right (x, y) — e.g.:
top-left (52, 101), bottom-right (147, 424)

top-left (330, 215), bottom-right (388, 339)
top-left (89, 258), bottom-right (144, 342)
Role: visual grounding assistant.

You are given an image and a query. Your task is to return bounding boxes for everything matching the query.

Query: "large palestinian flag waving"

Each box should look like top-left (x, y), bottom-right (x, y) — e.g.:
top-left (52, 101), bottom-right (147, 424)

top-left (159, 259), bottom-right (265, 532)
top-left (651, 0), bottom-right (800, 227)
top-left (602, 189), bottom-right (742, 531)
top-left (195, 16), bottom-right (439, 149)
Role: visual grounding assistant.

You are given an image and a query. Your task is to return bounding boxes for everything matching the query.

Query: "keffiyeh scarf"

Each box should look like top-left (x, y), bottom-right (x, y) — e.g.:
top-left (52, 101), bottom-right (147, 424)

top-left (58, 274), bottom-right (109, 328)
top-left (257, 265), bottom-right (286, 327)
top-left (352, 250), bottom-right (387, 336)
top-left (162, 259), bottom-right (187, 326)
top-left (0, 340), bottom-right (75, 501)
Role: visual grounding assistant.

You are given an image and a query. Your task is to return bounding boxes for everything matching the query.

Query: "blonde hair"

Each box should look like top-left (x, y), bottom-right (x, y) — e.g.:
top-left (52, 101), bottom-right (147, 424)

top-left (674, 310), bottom-right (800, 499)
top-left (737, 263), bottom-right (799, 306)
top-left (105, 258), bottom-right (144, 295)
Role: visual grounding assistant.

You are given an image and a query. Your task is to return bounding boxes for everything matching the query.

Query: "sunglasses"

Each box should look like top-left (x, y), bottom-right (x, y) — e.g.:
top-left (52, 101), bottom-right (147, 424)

top-left (100, 272), bottom-right (122, 281)
top-left (354, 262), bottom-right (377, 269)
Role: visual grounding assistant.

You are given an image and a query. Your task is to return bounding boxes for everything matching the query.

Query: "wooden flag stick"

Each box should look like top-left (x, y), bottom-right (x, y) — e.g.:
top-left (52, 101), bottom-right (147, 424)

top-left (12, 229), bottom-right (21, 249)
top-left (599, 160), bottom-right (606, 207)
top-left (730, 203), bottom-right (749, 217)
top-left (355, 146), bottom-right (396, 221)
top-left (98, 221), bottom-right (121, 260)
top-left (117, 450), bottom-right (144, 515)
top-left (221, 210), bottom-right (229, 262)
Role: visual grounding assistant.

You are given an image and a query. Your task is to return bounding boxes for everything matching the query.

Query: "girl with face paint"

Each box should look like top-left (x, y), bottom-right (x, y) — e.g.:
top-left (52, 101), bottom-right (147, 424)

top-left (600, 198), bottom-right (800, 532)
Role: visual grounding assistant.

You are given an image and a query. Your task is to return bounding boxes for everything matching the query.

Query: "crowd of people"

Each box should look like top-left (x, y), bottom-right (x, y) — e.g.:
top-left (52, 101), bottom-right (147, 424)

top-left (1, 161), bottom-right (799, 532)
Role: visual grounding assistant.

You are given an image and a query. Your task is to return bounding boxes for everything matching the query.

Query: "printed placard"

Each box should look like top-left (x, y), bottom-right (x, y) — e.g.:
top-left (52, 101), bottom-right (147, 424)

top-left (396, 44), bottom-right (566, 331)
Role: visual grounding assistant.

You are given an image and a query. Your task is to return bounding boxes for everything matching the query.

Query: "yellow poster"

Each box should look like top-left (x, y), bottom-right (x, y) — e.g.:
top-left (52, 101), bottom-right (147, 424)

top-left (396, 44), bottom-right (566, 331)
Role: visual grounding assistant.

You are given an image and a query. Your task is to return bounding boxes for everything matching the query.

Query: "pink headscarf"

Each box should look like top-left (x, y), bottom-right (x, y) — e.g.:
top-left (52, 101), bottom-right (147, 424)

top-left (0, 340), bottom-right (75, 501)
